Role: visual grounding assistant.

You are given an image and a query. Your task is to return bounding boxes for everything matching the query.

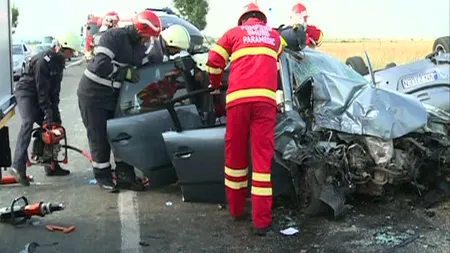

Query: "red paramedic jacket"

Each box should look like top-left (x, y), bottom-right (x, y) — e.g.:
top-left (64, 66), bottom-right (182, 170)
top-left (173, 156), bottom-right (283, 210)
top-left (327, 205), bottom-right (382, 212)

top-left (305, 25), bottom-right (323, 47)
top-left (206, 18), bottom-right (284, 109)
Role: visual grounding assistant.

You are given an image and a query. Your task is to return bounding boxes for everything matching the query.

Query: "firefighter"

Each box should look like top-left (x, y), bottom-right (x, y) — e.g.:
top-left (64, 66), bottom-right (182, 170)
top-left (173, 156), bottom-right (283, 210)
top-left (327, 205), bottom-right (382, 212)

top-left (10, 32), bottom-right (81, 186)
top-left (77, 10), bottom-right (162, 193)
top-left (278, 24), bottom-right (307, 51)
top-left (290, 3), bottom-right (324, 48)
top-left (144, 24), bottom-right (192, 64)
top-left (92, 11), bottom-right (120, 53)
top-left (100, 11), bottom-right (120, 31)
top-left (206, 3), bottom-right (284, 236)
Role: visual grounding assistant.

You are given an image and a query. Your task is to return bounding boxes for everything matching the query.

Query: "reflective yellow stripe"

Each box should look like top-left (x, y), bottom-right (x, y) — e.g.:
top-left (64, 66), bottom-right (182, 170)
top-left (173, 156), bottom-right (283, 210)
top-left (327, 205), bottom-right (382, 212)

top-left (206, 66), bottom-right (223, 74)
top-left (316, 32), bottom-right (323, 46)
top-left (251, 186), bottom-right (272, 196)
top-left (226, 88), bottom-right (276, 104)
top-left (279, 36), bottom-right (286, 54)
top-left (230, 47), bottom-right (278, 62)
top-left (253, 172), bottom-right (271, 182)
top-left (212, 44), bottom-right (229, 62)
top-left (225, 166), bottom-right (248, 177)
top-left (225, 178), bottom-right (248, 189)
top-left (0, 108), bottom-right (15, 129)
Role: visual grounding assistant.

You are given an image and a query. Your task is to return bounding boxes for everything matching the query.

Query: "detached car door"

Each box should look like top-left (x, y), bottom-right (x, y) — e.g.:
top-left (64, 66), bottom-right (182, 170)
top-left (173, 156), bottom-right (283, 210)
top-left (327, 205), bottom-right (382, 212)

top-left (107, 61), bottom-right (203, 186)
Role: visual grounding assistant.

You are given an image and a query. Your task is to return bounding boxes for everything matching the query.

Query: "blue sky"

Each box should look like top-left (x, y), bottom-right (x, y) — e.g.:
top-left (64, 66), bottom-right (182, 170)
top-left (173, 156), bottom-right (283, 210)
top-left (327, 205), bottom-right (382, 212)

top-left (12, 0), bottom-right (450, 40)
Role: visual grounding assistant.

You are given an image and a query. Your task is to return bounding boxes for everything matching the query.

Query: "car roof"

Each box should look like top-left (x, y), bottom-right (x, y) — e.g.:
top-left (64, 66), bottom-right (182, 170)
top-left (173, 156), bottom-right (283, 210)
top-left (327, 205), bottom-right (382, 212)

top-left (147, 8), bottom-right (203, 38)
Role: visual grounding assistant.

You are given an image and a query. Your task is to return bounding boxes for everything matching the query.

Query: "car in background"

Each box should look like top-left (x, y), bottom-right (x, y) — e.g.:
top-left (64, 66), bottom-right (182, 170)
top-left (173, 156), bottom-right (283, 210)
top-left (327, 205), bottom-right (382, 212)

top-left (345, 37), bottom-right (450, 114)
top-left (12, 42), bottom-right (32, 80)
top-left (32, 43), bottom-right (52, 56)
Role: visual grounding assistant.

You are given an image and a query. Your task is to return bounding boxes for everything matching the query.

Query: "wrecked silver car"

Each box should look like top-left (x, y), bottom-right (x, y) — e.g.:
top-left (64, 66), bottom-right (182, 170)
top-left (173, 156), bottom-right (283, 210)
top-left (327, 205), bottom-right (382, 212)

top-left (108, 45), bottom-right (450, 218)
top-left (275, 48), bottom-right (450, 217)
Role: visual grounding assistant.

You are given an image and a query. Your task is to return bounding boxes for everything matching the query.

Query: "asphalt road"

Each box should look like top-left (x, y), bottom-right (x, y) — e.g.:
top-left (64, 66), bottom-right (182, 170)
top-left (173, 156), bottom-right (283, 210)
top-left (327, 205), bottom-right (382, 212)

top-left (0, 63), bottom-right (449, 253)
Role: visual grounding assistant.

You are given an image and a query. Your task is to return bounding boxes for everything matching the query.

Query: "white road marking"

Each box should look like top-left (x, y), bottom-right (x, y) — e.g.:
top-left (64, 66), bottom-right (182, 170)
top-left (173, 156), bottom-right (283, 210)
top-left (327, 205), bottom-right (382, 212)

top-left (66, 58), bottom-right (84, 69)
top-left (118, 191), bottom-right (143, 253)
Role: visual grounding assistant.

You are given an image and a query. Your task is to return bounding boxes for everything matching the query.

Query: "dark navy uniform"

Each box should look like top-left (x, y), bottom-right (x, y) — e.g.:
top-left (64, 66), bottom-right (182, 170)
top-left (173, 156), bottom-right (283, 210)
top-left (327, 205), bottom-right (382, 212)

top-left (277, 24), bottom-right (307, 51)
top-left (77, 25), bottom-right (152, 192)
top-left (12, 49), bottom-right (67, 185)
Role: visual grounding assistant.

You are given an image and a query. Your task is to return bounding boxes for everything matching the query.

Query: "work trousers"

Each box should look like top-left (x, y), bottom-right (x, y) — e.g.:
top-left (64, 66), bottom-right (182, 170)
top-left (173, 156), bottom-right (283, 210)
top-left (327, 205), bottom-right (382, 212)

top-left (224, 102), bottom-right (277, 229)
top-left (12, 96), bottom-right (44, 172)
top-left (77, 96), bottom-right (116, 170)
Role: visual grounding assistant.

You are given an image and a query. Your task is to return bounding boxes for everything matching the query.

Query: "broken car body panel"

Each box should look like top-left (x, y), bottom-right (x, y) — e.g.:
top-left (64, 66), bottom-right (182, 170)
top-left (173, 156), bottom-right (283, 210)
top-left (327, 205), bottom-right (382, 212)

top-left (108, 43), bottom-right (449, 217)
top-left (287, 48), bottom-right (429, 139)
top-left (365, 52), bottom-right (450, 113)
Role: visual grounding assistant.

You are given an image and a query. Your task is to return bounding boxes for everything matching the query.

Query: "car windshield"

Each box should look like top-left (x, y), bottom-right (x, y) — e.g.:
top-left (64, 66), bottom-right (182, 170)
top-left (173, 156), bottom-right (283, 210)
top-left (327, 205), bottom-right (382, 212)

top-left (285, 48), bottom-right (368, 86)
top-left (12, 45), bottom-right (23, 55)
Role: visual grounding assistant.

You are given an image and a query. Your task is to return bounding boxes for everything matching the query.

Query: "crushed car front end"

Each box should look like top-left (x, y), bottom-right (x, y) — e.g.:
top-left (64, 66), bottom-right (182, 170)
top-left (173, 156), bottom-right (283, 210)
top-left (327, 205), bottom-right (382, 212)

top-left (273, 49), bottom-right (450, 218)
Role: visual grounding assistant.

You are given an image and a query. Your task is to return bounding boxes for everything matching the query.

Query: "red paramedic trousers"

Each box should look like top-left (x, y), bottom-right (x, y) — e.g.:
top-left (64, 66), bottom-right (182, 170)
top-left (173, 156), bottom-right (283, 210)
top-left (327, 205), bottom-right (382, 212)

top-left (224, 101), bottom-right (277, 229)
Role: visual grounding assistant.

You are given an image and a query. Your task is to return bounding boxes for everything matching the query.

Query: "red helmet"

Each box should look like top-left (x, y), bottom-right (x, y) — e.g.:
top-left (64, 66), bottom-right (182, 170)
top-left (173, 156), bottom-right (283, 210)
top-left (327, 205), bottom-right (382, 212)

top-left (133, 10), bottom-right (162, 40)
top-left (238, 3), bottom-right (267, 25)
top-left (103, 11), bottom-right (120, 27)
top-left (291, 3), bottom-right (309, 25)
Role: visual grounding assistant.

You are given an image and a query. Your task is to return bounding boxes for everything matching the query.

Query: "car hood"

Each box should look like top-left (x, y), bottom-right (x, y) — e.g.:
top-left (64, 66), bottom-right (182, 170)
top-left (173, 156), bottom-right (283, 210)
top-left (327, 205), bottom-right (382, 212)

top-left (286, 48), bottom-right (428, 139)
top-left (13, 54), bottom-right (24, 62)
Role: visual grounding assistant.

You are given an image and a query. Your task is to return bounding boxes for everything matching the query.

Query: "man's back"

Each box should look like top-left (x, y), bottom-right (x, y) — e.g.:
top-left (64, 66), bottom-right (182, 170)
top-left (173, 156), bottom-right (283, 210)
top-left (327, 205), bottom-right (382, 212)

top-left (15, 50), bottom-right (63, 96)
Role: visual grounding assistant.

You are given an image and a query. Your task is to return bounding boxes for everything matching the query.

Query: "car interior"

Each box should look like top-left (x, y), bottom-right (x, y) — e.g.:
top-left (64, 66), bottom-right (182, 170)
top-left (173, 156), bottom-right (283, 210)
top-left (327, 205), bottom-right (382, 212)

top-left (115, 52), bottom-right (293, 136)
top-left (116, 55), bottom-right (229, 129)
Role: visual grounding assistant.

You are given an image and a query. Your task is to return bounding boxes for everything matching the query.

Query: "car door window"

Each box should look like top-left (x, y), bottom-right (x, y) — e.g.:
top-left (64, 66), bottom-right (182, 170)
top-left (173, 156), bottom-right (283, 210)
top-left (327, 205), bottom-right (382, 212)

top-left (118, 61), bottom-right (191, 116)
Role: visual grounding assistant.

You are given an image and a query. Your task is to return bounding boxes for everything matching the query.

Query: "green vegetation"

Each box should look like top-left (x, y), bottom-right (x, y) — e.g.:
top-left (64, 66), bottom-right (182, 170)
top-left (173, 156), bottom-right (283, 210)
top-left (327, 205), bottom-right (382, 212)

top-left (173, 0), bottom-right (209, 31)
top-left (11, 4), bottom-right (18, 28)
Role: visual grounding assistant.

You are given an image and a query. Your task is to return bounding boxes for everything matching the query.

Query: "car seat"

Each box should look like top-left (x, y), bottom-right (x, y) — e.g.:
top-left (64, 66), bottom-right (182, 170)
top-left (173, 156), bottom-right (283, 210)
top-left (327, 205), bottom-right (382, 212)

top-left (173, 55), bottom-right (216, 125)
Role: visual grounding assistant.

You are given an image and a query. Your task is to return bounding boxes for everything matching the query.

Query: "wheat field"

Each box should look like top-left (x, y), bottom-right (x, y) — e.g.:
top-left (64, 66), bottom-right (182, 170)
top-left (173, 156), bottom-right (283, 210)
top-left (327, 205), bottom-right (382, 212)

top-left (319, 39), bottom-right (435, 69)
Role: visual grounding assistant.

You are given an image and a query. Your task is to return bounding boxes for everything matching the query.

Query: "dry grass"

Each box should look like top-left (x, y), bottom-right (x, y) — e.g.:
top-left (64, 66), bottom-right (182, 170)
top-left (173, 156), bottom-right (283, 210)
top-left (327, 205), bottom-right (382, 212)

top-left (320, 39), bottom-right (435, 69)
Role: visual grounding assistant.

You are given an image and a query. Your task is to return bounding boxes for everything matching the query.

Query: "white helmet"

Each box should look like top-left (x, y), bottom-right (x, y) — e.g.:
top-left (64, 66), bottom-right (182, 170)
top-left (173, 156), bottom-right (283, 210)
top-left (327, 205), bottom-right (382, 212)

top-left (56, 31), bottom-right (81, 52)
top-left (191, 53), bottom-right (208, 71)
top-left (161, 24), bottom-right (190, 50)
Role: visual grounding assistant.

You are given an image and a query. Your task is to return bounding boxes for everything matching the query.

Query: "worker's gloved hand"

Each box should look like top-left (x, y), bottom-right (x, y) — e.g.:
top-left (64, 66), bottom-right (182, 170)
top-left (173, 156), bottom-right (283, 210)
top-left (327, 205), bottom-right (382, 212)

top-left (125, 68), bottom-right (140, 83)
top-left (208, 84), bottom-right (221, 95)
top-left (174, 57), bottom-right (185, 71)
top-left (115, 67), bottom-right (140, 83)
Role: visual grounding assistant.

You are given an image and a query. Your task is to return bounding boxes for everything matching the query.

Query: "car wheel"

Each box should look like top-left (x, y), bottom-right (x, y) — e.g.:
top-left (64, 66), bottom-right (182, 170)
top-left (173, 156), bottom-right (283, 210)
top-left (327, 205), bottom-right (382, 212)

top-left (385, 62), bottom-right (397, 69)
top-left (433, 36), bottom-right (450, 54)
top-left (345, 56), bottom-right (369, 76)
top-left (299, 168), bottom-right (329, 216)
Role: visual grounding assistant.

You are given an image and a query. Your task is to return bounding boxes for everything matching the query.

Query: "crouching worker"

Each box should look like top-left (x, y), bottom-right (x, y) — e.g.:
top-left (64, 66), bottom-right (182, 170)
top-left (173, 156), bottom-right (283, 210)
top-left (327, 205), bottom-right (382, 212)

top-left (10, 32), bottom-right (80, 186)
top-left (77, 10), bottom-right (162, 193)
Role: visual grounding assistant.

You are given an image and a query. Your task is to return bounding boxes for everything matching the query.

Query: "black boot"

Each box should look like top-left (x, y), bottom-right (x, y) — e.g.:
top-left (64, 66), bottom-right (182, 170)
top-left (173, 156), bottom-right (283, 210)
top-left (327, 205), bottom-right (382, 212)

top-left (115, 162), bottom-right (145, 191)
top-left (45, 163), bottom-right (70, 176)
top-left (10, 168), bottom-right (30, 186)
top-left (253, 223), bottom-right (273, 236)
top-left (93, 167), bottom-right (119, 193)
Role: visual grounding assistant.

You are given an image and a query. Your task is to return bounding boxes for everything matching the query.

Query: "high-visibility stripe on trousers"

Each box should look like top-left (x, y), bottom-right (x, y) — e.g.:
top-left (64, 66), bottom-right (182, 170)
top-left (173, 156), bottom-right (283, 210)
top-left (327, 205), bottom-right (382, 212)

top-left (224, 101), bottom-right (277, 229)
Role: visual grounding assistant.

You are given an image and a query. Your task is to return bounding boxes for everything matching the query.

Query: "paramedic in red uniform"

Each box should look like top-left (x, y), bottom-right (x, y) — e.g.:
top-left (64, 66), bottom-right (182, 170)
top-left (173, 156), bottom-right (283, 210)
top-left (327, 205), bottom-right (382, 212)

top-left (206, 3), bottom-right (284, 236)
top-left (291, 3), bottom-right (324, 48)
